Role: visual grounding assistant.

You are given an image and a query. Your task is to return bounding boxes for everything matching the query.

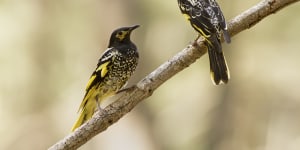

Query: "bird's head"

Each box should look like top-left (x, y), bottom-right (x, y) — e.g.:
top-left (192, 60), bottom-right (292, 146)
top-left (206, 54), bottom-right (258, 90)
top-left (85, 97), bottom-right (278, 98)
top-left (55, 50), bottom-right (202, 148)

top-left (108, 25), bottom-right (140, 47)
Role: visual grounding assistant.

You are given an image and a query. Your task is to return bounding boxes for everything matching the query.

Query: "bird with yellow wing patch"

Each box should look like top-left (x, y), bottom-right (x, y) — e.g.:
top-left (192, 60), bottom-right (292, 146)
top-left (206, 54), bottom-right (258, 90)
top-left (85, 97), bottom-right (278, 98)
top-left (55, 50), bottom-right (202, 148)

top-left (71, 25), bottom-right (140, 131)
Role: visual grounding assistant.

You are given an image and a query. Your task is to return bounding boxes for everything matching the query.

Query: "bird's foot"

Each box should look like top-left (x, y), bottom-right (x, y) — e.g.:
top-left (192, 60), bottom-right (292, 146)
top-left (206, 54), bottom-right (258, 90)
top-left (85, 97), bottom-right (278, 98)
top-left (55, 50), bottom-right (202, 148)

top-left (116, 85), bottom-right (137, 94)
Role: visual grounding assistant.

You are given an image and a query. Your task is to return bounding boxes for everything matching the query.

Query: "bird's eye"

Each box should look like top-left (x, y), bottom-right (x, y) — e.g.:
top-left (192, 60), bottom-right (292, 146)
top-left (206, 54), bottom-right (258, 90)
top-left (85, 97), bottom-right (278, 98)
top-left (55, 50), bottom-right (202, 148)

top-left (118, 32), bottom-right (123, 36)
top-left (115, 31), bottom-right (128, 41)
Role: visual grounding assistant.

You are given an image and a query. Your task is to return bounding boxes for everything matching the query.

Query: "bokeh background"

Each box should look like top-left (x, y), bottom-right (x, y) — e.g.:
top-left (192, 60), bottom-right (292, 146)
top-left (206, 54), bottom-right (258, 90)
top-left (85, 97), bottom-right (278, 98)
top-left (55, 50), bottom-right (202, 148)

top-left (1, 0), bottom-right (300, 150)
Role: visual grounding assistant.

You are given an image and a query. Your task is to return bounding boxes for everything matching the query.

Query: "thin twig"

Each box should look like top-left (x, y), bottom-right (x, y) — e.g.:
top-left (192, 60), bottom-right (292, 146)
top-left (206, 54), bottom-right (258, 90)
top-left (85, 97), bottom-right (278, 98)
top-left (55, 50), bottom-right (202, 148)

top-left (48, 0), bottom-right (300, 149)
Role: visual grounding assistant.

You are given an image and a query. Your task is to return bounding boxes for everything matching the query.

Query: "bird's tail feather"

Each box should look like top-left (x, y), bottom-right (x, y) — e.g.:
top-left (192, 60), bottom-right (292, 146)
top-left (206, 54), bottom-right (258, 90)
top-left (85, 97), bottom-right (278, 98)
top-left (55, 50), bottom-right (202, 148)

top-left (71, 100), bottom-right (96, 132)
top-left (207, 38), bottom-right (230, 85)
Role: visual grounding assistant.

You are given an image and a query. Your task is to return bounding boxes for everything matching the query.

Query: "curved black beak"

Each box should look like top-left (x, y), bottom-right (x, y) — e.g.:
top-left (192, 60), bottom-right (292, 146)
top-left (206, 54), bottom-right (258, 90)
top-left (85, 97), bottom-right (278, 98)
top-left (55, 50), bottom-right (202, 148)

top-left (129, 25), bottom-right (140, 31)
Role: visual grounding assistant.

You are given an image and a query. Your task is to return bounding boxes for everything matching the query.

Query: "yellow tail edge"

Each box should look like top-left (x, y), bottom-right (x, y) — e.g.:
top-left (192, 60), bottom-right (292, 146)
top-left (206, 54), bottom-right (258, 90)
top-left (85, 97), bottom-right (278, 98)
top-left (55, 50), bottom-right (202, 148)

top-left (71, 110), bottom-right (86, 132)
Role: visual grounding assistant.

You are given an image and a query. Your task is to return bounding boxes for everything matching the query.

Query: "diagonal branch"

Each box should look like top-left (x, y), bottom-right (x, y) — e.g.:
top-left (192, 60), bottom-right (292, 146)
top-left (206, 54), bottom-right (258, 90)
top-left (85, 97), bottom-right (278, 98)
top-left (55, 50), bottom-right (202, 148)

top-left (48, 0), bottom-right (300, 149)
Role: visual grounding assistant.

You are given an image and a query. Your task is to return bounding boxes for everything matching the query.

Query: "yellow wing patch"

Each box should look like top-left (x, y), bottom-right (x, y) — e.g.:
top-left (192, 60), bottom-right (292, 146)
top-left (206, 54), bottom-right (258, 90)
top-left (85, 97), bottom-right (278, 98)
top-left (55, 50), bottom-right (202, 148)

top-left (78, 61), bottom-right (111, 112)
top-left (183, 13), bottom-right (191, 21)
top-left (78, 85), bottom-right (97, 112)
top-left (85, 74), bottom-right (96, 91)
top-left (192, 24), bottom-right (212, 46)
top-left (192, 24), bottom-right (210, 38)
top-left (96, 61), bottom-right (110, 78)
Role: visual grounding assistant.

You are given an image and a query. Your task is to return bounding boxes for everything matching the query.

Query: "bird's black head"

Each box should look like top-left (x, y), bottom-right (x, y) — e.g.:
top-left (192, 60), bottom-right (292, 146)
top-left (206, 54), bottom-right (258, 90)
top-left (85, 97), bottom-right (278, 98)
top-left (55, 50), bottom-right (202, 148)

top-left (108, 25), bottom-right (140, 47)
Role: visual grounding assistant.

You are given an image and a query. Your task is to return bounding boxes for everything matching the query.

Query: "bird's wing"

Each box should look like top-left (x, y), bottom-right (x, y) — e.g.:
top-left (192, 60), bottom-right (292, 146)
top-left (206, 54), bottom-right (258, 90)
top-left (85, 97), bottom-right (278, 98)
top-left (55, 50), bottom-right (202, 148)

top-left (208, 1), bottom-right (231, 43)
top-left (85, 48), bottom-right (117, 92)
top-left (178, 0), bottom-right (230, 42)
top-left (77, 48), bottom-right (117, 111)
top-left (178, 0), bottom-right (214, 35)
top-left (207, 1), bottom-right (226, 29)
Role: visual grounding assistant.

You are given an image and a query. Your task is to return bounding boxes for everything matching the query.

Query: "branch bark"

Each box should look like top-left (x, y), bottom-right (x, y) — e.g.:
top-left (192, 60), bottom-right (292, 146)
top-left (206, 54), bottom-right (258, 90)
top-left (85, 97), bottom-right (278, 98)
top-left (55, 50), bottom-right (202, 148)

top-left (48, 0), bottom-right (300, 149)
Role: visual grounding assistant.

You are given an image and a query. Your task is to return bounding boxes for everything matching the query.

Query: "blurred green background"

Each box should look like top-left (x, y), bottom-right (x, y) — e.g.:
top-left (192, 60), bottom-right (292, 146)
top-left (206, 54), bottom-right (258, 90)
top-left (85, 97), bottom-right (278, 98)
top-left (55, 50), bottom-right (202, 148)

top-left (1, 0), bottom-right (300, 150)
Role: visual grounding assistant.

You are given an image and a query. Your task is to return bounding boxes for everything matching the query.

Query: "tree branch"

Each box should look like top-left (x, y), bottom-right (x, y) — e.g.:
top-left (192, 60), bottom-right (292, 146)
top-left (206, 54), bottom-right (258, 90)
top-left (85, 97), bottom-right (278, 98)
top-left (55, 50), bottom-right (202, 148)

top-left (48, 0), bottom-right (300, 149)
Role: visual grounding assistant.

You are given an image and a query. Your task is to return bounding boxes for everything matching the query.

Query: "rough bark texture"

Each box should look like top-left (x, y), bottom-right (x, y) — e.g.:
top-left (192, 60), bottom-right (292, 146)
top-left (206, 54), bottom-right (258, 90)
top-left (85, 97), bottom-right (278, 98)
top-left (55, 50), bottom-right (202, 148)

top-left (48, 0), bottom-right (300, 149)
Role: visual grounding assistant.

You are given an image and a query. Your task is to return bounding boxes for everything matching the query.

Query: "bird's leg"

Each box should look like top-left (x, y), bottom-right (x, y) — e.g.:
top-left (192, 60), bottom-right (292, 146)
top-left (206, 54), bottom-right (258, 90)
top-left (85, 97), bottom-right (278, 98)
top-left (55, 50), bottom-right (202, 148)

top-left (192, 34), bottom-right (201, 47)
top-left (116, 85), bottom-right (137, 94)
top-left (95, 95), bottom-right (103, 112)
